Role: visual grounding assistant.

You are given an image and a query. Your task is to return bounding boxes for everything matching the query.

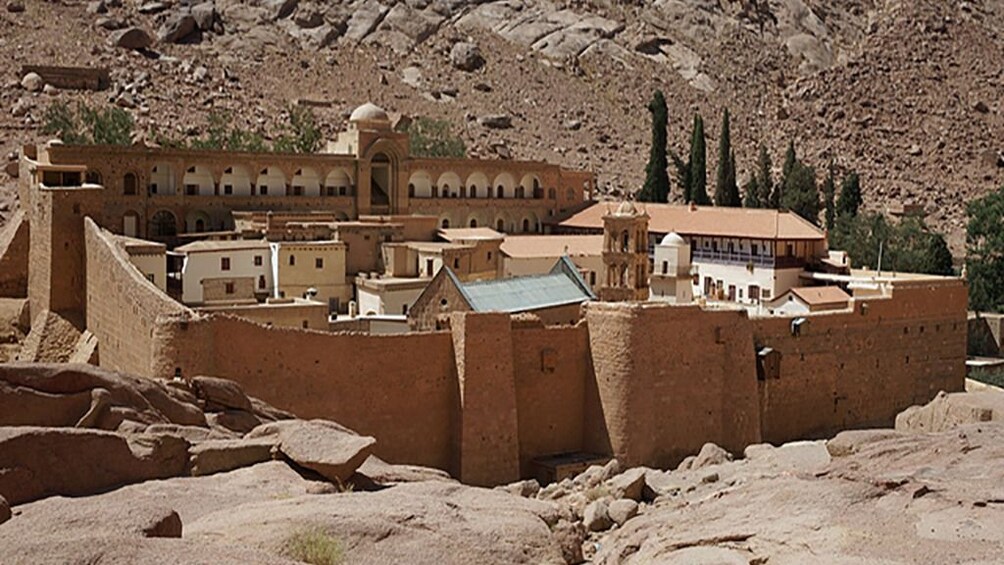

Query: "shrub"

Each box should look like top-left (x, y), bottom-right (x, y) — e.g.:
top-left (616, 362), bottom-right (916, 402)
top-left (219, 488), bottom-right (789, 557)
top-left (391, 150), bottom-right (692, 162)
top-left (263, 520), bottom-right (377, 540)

top-left (41, 101), bottom-right (133, 146)
top-left (407, 117), bottom-right (466, 159)
top-left (283, 526), bottom-right (343, 565)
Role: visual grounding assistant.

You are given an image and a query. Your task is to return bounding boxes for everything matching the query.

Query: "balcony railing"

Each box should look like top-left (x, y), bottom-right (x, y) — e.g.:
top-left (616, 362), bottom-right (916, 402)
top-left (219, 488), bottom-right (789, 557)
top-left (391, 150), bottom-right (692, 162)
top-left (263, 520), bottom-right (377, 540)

top-left (692, 249), bottom-right (805, 269)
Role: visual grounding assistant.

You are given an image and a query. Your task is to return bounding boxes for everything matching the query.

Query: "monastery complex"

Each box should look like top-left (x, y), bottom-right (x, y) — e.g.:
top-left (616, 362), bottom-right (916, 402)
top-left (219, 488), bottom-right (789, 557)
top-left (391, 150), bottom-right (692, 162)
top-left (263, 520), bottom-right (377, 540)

top-left (0, 103), bottom-right (968, 485)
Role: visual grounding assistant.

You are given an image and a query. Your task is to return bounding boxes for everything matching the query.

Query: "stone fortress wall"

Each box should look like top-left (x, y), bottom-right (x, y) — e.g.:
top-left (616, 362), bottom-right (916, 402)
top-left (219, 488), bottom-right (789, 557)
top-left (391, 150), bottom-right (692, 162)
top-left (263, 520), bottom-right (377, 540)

top-left (10, 143), bottom-right (969, 486)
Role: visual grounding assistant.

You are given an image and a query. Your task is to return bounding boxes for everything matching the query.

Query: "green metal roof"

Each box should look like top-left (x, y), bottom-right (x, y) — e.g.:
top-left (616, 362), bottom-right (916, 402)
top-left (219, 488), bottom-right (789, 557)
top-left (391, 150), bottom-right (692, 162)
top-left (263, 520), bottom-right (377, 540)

top-left (454, 256), bottom-right (596, 313)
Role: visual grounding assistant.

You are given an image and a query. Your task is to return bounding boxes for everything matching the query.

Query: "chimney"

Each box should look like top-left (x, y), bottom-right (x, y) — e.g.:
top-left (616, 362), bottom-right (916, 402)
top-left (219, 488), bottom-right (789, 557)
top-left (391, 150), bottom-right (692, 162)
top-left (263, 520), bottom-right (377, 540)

top-left (689, 202), bottom-right (697, 212)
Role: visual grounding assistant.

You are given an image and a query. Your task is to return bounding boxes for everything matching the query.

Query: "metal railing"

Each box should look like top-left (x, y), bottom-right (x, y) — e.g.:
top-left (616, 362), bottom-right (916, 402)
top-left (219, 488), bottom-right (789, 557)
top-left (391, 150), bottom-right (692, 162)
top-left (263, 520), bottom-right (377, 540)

top-left (692, 249), bottom-right (805, 269)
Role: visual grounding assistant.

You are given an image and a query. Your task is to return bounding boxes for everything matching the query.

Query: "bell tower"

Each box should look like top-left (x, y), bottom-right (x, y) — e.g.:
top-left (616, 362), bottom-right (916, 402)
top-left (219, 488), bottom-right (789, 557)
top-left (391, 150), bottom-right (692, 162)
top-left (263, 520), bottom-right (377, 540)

top-left (600, 201), bottom-right (650, 302)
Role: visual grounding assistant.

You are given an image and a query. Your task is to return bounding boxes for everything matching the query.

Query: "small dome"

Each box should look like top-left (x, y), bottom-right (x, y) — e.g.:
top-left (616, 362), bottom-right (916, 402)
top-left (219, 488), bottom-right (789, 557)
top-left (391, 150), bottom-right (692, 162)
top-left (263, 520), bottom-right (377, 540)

top-left (660, 232), bottom-right (687, 246)
top-left (349, 102), bottom-right (389, 123)
top-left (615, 200), bottom-right (638, 216)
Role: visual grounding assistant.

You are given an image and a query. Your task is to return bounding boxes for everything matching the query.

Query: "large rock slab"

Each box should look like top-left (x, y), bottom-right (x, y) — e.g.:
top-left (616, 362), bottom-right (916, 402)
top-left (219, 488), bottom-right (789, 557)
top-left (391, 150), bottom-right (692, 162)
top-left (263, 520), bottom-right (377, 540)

top-left (190, 438), bottom-right (276, 476)
top-left (191, 375), bottom-right (254, 412)
top-left (896, 390), bottom-right (1004, 433)
top-left (0, 427), bottom-right (188, 505)
top-left (248, 419), bottom-right (375, 484)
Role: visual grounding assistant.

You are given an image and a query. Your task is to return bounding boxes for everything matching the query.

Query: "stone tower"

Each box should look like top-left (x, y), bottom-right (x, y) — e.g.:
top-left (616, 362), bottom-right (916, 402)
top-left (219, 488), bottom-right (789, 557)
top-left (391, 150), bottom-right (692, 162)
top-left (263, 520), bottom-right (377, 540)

top-left (600, 201), bottom-right (650, 302)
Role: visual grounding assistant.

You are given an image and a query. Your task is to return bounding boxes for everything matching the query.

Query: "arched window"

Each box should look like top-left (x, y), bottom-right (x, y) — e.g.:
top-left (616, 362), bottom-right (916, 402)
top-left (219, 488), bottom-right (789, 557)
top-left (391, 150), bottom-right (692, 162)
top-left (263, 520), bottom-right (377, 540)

top-left (408, 183), bottom-right (415, 198)
top-left (621, 232), bottom-right (630, 252)
top-left (496, 185), bottom-right (504, 198)
top-left (442, 185), bottom-right (449, 198)
top-left (86, 170), bottom-right (102, 185)
top-left (123, 172), bottom-right (137, 195)
top-left (441, 218), bottom-right (450, 229)
top-left (195, 218), bottom-right (205, 232)
top-left (470, 185), bottom-right (477, 198)
top-left (516, 186), bottom-right (525, 198)
top-left (470, 219), bottom-right (478, 228)
top-left (149, 210), bottom-right (177, 237)
top-left (522, 219), bottom-right (530, 232)
top-left (496, 219), bottom-right (505, 232)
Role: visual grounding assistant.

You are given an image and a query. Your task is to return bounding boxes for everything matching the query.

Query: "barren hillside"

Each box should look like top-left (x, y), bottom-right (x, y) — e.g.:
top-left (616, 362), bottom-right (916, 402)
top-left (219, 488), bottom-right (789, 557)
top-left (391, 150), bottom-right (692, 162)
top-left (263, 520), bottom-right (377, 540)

top-left (2, 0), bottom-right (1002, 251)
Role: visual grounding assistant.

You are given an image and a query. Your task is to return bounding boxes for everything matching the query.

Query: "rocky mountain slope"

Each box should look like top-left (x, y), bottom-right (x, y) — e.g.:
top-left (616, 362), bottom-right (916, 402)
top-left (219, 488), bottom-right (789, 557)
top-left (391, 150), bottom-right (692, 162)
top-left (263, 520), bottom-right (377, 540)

top-left (2, 0), bottom-right (1003, 250)
top-left (4, 362), bottom-right (1004, 563)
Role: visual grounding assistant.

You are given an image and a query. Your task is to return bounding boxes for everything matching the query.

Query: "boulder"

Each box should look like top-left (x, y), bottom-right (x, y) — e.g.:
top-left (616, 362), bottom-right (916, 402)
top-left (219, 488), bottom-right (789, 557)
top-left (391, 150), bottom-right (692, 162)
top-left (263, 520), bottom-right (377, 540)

top-left (497, 478), bottom-right (541, 498)
top-left (552, 518), bottom-right (586, 564)
top-left (248, 419), bottom-right (375, 484)
top-left (111, 27), bottom-right (154, 50)
top-left (20, 72), bottom-right (43, 93)
top-left (895, 390), bottom-right (1004, 433)
top-left (583, 498), bottom-right (612, 532)
top-left (478, 114), bottom-right (512, 129)
top-left (607, 498), bottom-right (638, 525)
top-left (607, 467), bottom-right (647, 501)
top-left (256, 0), bottom-right (297, 20)
top-left (0, 427), bottom-right (189, 505)
top-left (87, 0), bottom-right (106, 14)
top-left (691, 442), bottom-right (732, 469)
top-left (6, 1), bottom-right (24, 13)
top-left (191, 2), bottom-right (217, 31)
top-left (207, 410), bottom-right (261, 435)
top-left (344, 0), bottom-right (389, 41)
top-left (354, 455), bottom-right (453, 484)
top-left (0, 494), bottom-right (9, 525)
top-left (158, 12), bottom-right (198, 43)
top-left (189, 438), bottom-right (276, 476)
top-left (191, 376), bottom-right (253, 412)
top-left (450, 41), bottom-right (485, 71)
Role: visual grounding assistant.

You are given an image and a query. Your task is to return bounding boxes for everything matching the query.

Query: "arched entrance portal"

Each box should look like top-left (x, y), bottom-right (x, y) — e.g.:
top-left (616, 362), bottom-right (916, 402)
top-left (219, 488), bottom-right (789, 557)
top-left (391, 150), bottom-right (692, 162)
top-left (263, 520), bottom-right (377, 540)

top-left (370, 153), bottom-right (392, 209)
top-left (149, 210), bottom-right (178, 237)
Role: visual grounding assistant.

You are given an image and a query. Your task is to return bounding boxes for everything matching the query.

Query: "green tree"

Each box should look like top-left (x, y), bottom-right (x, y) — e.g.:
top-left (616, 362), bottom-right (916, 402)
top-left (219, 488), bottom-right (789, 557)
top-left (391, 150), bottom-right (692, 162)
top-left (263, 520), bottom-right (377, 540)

top-left (689, 114), bottom-right (710, 205)
top-left (782, 161), bottom-right (819, 225)
top-left (756, 144), bottom-right (775, 208)
top-left (407, 116), bottom-right (466, 159)
top-left (781, 140), bottom-right (796, 183)
top-left (190, 111), bottom-right (267, 152)
top-left (669, 149), bottom-right (691, 203)
top-left (41, 101), bottom-right (133, 146)
top-left (714, 109), bottom-right (740, 206)
top-left (830, 212), bottom-right (954, 276)
top-left (966, 186), bottom-right (1004, 312)
top-left (638, 91), bottom-right (670, 203)
top-left (837, 171), bottom-right (863, 219)
top-left (274, 105), bottom-right (323, 154)
top-left (743, 174), bottom-right (760, 208)
top-left (822, 161), bottom-right (836, 230)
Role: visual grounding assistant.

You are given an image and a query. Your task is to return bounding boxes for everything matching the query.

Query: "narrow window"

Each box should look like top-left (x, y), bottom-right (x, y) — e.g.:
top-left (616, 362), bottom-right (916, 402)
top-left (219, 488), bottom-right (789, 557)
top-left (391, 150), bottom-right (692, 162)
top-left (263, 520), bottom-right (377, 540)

top-left (289, 255), bottom-right (296, 266)
top-left (225, 282), bottom-right (235, 294)
top-left (221, 257), bottom-right (231, 271)
top-left (315, 258), bottom-right (324, 269)
top-left (254, 255), bottom-right (263, 266)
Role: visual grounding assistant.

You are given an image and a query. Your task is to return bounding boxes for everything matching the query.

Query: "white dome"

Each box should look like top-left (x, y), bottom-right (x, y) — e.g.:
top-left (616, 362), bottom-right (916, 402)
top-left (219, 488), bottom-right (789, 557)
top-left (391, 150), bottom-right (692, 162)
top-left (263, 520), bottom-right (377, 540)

top-left (660, 232), bottom-right (686, 246)
top-left (349, 102), bottom-right (389, 123)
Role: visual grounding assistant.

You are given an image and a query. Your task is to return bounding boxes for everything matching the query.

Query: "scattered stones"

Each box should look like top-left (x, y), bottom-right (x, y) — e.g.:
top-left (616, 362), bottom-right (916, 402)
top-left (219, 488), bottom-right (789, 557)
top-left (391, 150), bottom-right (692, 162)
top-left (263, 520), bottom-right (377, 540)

top-left (450, 41), bottom-right (485, 72)
top-left (478, 114), bottom-right (512, 129)
top-left (607, 498), bottom-right (638, 525)
top-left (583, 498), bottom-right (612, 532)
top-left (498, 478), bottom-right (541, 498)
top-left (908, 144), bottom-right (923, 156)
top-left (564, 119), bottom-right (582, 131)
top-left (111, 27), bottom-right (154, 50)
top-left (607, 467), bottom-right (647, 501)
top-left (20, 72), bottom-right (43, 93)
top-left (472, 82), bottom-right (492, 92)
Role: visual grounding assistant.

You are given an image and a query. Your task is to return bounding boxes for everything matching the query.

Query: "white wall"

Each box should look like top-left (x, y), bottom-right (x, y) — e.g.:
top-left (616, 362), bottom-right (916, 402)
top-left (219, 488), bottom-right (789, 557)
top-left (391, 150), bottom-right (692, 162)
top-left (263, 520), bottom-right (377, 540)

top-left (181, 247), bottom-right (272, 304)
top-left (691, 262), bottom-right (804, 304)
top-left (503, 255), bottom-right (604, 290)
top-left (357, 285), bottom-right (427, 316)
top-left (128, 253), bottom-right (167, 292)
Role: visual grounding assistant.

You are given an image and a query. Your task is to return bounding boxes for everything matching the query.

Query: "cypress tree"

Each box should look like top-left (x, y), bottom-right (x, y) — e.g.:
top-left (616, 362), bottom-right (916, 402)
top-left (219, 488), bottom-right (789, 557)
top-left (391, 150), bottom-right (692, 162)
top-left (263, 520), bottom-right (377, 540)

top-left (638, 90), bottom-right (670, 203)
top-left (777, 140), bottom-right (796, 207)
top-left (782, 161), bottom-right (820, 225)
top-left (714, 109), bottom-right (736, 206)
top-left (725, 149), bottom-right (740, 206)
top-left (756, 144), bottom-right (774, 208)
top-left (670, 149), bottom-right (691, 203)
top-left (837, 171), bottom-right (862, 218)
top-left (822, 161), bottom-right (836, 230)
top-left (743, 174), bottom-right (760, 208)
top-left (690, 114), bottom-right (710, 205)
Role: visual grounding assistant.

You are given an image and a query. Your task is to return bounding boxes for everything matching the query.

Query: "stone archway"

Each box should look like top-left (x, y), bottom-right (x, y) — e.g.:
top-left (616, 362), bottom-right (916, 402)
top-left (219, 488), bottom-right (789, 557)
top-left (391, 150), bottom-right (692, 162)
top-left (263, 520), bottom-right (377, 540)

top-left (149, 210), bottom-right (178, 237)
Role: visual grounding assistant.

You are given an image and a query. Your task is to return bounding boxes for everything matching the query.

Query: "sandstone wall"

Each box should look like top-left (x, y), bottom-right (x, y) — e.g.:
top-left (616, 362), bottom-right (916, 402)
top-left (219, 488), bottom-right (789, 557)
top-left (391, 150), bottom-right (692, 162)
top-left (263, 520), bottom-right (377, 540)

top-left (0, 210), bottom-right (28, 298)
top-left (585, 302), bottom-right (761, 468)
top-left (84, 219), bottom-right (190, 376)
top-left (152, 315), bottom-right (459, 471)
top-left (752, 281), bottom-right (968, 444)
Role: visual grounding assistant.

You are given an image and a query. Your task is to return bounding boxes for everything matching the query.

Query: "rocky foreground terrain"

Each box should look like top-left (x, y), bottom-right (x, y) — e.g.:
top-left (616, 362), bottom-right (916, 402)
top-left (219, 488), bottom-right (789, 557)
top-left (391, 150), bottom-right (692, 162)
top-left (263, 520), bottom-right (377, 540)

top-left (2, 362), bottom-right (1004, 564)
top-left (2, 0), bottom-right (1004, 250)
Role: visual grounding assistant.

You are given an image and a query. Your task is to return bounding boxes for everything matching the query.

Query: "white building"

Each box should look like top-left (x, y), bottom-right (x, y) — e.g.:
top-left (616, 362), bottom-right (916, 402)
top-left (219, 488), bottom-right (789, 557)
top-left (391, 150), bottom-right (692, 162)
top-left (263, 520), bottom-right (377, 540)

top-left (558, 203), bottom-right (831, 305)
top-left (650, 232), bottom-right (693, 303)
top-left (500, 234), bottom-right (604, 291)
top-left (176, 240), bottom-right (273, 304)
